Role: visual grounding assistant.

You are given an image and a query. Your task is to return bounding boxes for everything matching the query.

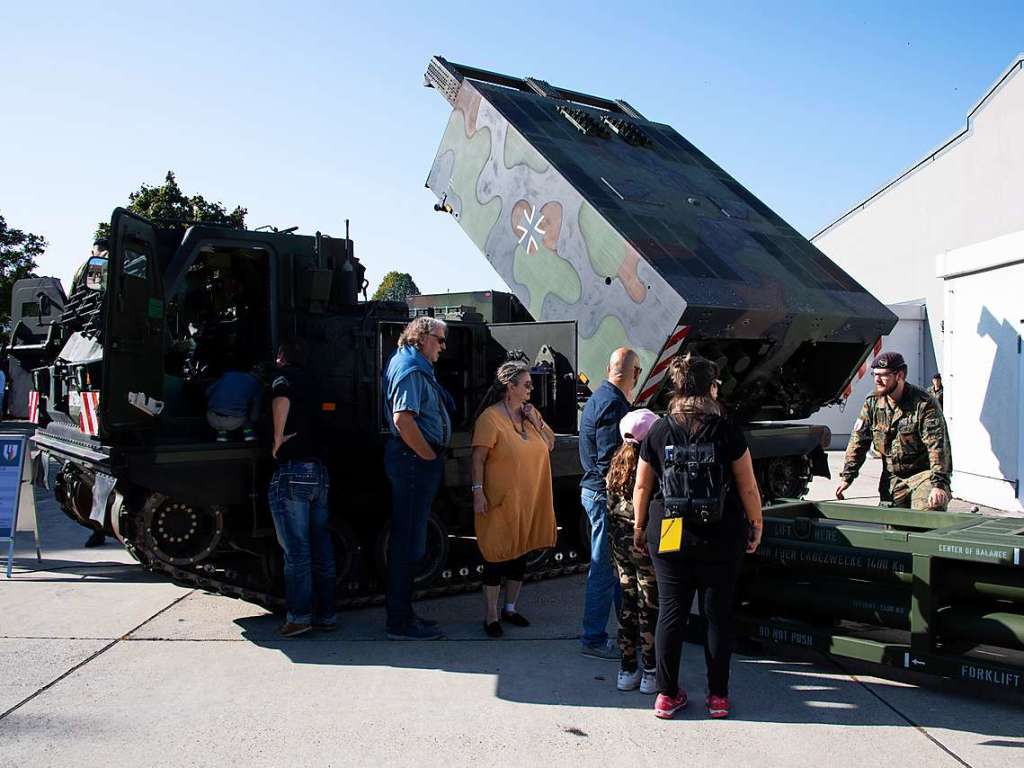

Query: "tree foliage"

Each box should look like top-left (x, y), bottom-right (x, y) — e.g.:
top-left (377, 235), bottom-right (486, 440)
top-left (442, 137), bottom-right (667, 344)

top-left (95, 171), bottom-right (247, 239)
top-left (0, 213), bottom-right (43, 341)
top-left (372, 271), bottom-right (420, 303)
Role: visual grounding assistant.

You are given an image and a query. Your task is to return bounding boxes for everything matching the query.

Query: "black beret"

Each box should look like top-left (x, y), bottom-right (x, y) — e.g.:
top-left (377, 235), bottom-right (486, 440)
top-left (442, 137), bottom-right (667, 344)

top-left (870, 351), bottom-right (906, 371)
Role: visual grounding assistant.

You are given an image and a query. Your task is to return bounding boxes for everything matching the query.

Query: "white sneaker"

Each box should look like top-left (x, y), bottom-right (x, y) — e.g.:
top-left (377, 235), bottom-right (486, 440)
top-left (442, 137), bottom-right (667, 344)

top-left (640, 669), bottom-right (658, 695)
top-left (617, 667), bottom-right (642, 691)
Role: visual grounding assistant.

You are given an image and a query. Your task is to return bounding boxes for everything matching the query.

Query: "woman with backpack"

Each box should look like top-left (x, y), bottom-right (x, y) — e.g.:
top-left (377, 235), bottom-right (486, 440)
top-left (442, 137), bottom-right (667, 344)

top-left (631, 354), bottom-right (763, 720)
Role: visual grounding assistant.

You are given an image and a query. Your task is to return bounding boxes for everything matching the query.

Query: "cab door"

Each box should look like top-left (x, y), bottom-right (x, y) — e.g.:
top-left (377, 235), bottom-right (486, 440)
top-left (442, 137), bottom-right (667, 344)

top-left (100, 208), bottom-right (166, 436)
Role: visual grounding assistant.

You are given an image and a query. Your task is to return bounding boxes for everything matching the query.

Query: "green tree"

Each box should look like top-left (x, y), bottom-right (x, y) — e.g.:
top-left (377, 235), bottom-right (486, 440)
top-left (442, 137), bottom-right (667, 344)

top-left (372, 271), bottom-right (420, 302)
top-left (0, 213), bottom-right (43, 341)
top-left (95, 171), bottom-right (247, 239)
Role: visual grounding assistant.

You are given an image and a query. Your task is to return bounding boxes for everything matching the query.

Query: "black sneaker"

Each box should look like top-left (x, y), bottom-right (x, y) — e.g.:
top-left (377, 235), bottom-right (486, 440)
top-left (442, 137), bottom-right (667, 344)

top-left (387, 622), bottom-right (444, 641)
top-left (501, 610), bottom-right (530, 627)
top-left (278, 622), bottom-right (312, 638)
top-left (581, 639), bottom-right (620, 661)
top-left (84, 530), bottom-right (106, 548)
top-left (413, 612), bottom-right (438, 628)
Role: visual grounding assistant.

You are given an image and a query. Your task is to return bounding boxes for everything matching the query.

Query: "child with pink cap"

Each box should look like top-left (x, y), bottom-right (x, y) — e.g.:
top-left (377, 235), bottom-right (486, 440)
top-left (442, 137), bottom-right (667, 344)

top-left (605, 408), bottom-right (660, 693)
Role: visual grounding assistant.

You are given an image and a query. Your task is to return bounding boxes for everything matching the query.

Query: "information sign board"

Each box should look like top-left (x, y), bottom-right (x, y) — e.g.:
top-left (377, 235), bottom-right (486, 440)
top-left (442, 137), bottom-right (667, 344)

top-left (0, 434), bottom-right (29, 578)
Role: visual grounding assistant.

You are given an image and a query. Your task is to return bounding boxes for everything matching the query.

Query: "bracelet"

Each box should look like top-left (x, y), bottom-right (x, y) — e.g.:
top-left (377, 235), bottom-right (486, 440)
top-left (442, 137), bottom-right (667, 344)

top-left (471, 484), bottom-right (483, 491)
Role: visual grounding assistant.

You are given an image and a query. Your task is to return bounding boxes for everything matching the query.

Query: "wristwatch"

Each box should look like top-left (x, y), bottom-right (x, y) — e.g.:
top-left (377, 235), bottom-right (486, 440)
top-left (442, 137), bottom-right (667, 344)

top-left (471, 484), bottom-right (483, 491)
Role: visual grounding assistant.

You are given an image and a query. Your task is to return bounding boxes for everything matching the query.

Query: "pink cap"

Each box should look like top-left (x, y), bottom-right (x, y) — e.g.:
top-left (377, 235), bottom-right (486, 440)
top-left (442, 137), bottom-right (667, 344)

top-left (620, 408), bottom-right (658, 444)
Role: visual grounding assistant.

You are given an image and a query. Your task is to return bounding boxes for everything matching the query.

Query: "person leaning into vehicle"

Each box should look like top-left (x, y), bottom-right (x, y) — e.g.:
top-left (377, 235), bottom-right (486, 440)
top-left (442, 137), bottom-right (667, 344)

top-left (268, 337), bottom-right (336, 638)
top-left (836, 352), bottom-right (952, 510)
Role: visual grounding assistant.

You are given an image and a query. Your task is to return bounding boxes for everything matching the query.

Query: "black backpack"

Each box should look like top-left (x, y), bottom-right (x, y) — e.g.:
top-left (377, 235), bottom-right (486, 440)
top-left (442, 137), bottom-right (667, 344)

top-left (661, 416), bottom-right (729, 526)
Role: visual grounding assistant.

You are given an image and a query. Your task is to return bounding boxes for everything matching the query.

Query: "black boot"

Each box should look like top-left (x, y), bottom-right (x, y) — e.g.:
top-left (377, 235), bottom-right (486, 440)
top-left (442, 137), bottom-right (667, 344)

top-left (84, 530), bottom-right (106, 548)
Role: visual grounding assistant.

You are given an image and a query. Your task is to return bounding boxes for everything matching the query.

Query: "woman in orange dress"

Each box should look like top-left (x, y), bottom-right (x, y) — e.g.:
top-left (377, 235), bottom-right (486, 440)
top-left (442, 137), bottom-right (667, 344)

top-left (470, 360), bottom-right (557, 637)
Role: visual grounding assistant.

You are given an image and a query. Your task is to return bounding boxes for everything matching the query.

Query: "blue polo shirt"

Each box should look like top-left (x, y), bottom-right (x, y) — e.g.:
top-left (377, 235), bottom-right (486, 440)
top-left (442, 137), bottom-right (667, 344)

top-left (579, 380), bottom-right (630, 492)
top-left (384, 348), bottom-right (451, 449)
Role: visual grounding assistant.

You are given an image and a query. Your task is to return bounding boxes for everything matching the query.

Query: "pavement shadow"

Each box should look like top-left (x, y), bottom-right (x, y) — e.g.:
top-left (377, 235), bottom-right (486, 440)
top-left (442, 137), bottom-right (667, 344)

top-left (9, 557), bottom-right (159, 584)
top-left (230, 582), bottom-right (1024, 735)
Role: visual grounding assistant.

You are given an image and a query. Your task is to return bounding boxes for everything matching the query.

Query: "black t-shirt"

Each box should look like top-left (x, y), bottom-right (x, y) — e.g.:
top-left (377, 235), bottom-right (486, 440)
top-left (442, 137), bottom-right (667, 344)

top-left (640, 414), bottom-right (748, 560)
top-left (271, 365), bottom-right (321, 463)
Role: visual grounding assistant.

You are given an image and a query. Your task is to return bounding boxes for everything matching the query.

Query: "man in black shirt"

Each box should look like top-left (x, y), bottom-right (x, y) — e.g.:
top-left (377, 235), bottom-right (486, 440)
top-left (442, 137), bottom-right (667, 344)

top-left (268, 337), bottom-right (336, 637)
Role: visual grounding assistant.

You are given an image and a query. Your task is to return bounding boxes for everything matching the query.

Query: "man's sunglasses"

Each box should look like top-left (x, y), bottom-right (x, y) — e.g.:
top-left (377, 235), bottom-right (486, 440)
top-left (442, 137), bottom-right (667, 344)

top-left (429, 333), bottom-right (447, 346)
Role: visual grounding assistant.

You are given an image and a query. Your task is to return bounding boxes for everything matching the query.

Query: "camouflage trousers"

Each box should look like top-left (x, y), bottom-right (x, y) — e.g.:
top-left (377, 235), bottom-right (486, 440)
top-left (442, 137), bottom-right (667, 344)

top-left (607, 512), bottom-right (659, 671)
top-left (889, 469), bottom-right (949, 511)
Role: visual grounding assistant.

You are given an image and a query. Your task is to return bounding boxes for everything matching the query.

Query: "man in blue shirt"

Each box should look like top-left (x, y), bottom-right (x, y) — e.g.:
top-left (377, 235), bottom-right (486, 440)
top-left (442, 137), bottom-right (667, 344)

top-left (578, 347), bottom-right (641, 659)
top-left (382, 317), bottom-right (454, 640)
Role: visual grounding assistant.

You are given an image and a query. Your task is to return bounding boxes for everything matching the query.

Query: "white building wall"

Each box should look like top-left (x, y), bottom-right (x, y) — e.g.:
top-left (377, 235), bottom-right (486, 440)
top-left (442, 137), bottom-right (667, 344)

top-left (937, 231), bottom-right (1024, 513)
top-left (812, 56), bottom-right (1024, 374)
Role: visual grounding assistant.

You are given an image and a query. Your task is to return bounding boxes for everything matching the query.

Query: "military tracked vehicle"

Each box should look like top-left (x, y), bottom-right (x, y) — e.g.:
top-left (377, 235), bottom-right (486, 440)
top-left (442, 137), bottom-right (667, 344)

top-left (423, 57), bottom-right (897, 498)
top-left (27, 58), bottom-right (897, 609)
top-left (26, 210), bottom-right (586, 606)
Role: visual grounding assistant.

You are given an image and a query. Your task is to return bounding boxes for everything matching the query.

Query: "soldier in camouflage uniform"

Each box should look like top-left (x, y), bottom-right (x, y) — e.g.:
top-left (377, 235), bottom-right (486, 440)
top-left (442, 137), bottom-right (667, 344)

top-left (606, 409), bottom-right (660, 693)
top-left (836, 352), bottom-right (952, 510)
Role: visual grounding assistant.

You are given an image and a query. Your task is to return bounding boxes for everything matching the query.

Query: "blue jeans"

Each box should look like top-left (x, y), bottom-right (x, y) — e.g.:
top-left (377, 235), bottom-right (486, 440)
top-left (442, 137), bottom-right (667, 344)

top-left (580, 488), bottom-right (622, 647)
top-left (268, 461), bottom-right (336, 626)
top-left (384, 438), bottom-right (445, 630)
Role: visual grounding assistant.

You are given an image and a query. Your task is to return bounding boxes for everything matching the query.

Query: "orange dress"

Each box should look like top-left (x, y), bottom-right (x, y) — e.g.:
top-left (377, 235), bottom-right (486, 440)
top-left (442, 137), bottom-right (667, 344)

top-left (471, 404), bottom-right (557, 563)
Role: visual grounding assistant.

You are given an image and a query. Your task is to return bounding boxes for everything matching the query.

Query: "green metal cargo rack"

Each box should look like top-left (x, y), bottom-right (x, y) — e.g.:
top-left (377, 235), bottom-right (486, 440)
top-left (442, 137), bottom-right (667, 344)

top-left (738, 501), bottom-right (1024, 694)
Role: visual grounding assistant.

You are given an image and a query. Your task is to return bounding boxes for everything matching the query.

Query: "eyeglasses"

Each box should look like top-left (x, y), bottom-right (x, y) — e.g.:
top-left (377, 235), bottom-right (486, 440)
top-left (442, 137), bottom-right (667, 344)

top-left (633, 365), bottom-right (643, 377)
top-left (429, 334), bottom-right (447, 347)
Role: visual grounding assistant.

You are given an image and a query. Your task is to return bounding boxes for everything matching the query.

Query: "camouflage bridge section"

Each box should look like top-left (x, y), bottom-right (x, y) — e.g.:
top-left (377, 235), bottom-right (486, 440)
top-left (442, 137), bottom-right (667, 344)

top-left (424, 59), bottom-right (895, 419)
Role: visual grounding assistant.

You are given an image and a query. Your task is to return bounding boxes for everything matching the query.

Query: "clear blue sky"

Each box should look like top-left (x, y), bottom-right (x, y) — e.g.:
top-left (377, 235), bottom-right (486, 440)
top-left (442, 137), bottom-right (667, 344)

top-left (3, 1), bottom-right (1022, 295)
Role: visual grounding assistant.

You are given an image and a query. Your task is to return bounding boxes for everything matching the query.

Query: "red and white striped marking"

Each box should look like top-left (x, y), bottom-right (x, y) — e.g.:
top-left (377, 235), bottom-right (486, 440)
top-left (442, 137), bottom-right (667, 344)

top-left (843, 337), bottom-right (883, 399)
top-left (78, 391), bottom-right (101, 436)
top-left (28, 391), bottom-right (40, 424)
top-left (635, 323), bottom-right (692, 406)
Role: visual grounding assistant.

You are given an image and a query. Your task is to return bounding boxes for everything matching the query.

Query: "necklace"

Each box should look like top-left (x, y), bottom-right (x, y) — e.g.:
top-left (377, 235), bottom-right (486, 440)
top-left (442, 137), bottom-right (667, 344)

top-left (503, 401), bottom-right (529, 441)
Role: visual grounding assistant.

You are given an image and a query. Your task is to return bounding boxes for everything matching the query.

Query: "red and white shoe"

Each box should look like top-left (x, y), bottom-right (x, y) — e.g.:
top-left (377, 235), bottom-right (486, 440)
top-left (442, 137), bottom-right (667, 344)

top-left (654, 689), bottom-right (688, 719)
top-left (706, 694), bottom-right (730, 719)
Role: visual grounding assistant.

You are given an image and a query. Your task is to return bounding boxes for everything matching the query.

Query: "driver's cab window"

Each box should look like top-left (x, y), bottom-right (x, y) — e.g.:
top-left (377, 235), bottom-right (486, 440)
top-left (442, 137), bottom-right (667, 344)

top-left (123, 248), bottom-right (148, 279)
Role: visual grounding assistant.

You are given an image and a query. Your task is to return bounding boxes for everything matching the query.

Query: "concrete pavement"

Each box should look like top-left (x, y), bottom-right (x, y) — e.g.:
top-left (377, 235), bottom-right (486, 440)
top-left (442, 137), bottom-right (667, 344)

top-left (1, 454), bottom-right (1021, 767)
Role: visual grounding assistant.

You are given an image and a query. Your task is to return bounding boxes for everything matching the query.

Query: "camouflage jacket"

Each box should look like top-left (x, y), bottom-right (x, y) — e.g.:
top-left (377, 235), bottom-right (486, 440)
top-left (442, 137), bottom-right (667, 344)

top-left (841, 383), bottom-right (952, 492)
